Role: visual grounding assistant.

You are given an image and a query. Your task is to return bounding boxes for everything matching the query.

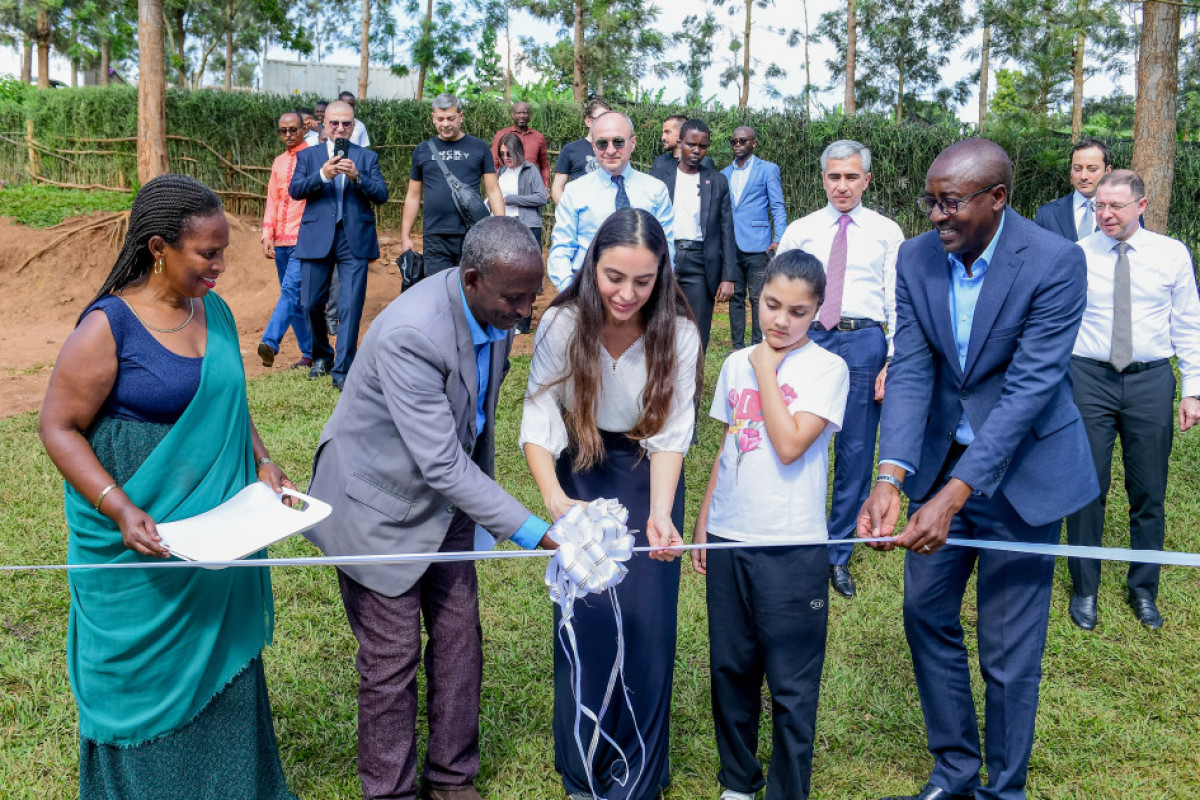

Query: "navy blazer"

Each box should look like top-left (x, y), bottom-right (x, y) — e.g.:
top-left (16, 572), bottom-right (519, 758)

top-left (649, 161), bottom-right (738, 293)
top-left (1033, 193), bottom-right (1078, 241)
top-left (720, 157), bottom-right (788, 253)
top-left (879, 208), bottom-right (1099, 527)
top-left (289, 142), bottom-right (389, 261)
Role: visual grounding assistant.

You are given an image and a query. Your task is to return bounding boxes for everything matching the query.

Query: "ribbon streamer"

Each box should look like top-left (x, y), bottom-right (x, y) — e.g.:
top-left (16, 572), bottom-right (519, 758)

top-left (544, 499), bottom-right (645, 800)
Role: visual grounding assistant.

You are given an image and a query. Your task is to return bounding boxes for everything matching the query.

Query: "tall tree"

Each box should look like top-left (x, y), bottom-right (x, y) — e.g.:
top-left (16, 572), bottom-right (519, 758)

top-left (398, 0), bottom-right (479, 99)
top-left (666, 10), bottom-right (718, 106)
top-left (358, 0), bottom-right (369, 96)
top-left (714, 0), bottom-right (779, 110)
top-left (844, 0), bottom-right (856, 114)
top-left (138, 0), bottom-right (169, 181)
top-left (1132, 0), bottom-right (1181, 232)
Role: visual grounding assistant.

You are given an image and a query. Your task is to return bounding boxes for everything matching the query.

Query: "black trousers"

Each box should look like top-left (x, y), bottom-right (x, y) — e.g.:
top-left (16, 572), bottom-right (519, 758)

top-left (1065, 356), bottom-right (1175, 600)
top-left (674, 246), bottom-right (715, 350)
top-left (706, 535), bottom-right (828, 799)
top-left (729, 249), bottom-right (769, 349)
top-left (423, 233), bottom-right (465, 276)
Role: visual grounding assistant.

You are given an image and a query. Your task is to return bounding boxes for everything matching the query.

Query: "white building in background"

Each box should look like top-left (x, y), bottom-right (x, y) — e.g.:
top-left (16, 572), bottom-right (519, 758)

top-left (262, 59), bottom-right (419, 100)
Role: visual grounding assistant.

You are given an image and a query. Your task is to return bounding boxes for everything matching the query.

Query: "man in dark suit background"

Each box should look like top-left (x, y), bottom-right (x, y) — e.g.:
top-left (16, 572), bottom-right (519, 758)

top-left (860, 139), bottom-right (1098, 800)
top-left (1033, 137), bottom-right (1111, 241)
top-left (650, 118), bottom-right (736, 350)
top-left (289, 100), bottom-right (388, 390)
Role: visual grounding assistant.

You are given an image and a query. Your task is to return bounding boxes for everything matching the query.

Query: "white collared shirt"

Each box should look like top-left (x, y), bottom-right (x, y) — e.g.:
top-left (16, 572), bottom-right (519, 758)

top-left (729, 155), bottom-right (755, 206)
top-left (777, 202), bottom-right (904, 353)
top-left (1073, 227), bottom-right (1200, 396)
top-left (673, 168), bottom-right (703, 241)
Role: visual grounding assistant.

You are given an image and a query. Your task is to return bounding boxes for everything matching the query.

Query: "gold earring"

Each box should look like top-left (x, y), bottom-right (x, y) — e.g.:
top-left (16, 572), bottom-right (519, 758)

top-left (154, 258), bottom-right (163, 275)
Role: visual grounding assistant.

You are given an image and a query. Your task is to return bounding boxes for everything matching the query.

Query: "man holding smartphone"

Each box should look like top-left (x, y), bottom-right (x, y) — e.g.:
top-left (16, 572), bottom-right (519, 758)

top-left (289, 100), bottom-right (389, 391)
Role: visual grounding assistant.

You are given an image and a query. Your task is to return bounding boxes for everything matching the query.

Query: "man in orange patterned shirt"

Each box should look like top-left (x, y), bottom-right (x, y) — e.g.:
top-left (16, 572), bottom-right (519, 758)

top-left (259, 111), bottom-right (314, 369)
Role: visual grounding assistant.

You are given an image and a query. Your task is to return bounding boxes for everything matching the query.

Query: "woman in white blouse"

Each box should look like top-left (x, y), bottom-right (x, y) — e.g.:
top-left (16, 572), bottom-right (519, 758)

top-left (521, 208), bottom-right (702, 800)
top-left (497, 132), bottom-right (547, 334)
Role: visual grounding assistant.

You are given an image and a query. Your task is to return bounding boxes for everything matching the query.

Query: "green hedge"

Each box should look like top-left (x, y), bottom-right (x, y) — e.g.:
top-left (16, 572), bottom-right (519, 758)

top-left (1, 86), bottom-right (1198, 247)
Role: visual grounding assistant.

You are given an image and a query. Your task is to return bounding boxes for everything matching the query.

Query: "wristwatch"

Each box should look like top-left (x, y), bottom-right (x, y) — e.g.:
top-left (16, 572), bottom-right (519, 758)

top-left (875, 473), bottom-right (904, 492)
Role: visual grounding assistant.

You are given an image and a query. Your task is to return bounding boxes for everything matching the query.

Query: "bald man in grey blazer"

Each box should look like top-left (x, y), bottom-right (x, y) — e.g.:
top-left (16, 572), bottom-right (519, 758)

top-left (306, 217), bottom-right (551, 800)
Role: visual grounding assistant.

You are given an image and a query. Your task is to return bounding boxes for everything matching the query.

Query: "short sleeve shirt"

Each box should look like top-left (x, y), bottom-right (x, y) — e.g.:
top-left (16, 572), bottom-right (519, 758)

top-left (554, 138), bottom-right (599, 181)
top-left (705, 342), bottom-right (849, 543)
top-left (410, 134), bottom-right (495, 234)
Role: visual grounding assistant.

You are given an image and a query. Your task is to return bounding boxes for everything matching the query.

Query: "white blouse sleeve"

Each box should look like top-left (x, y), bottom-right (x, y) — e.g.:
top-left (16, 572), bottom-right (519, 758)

top-left (519, 306), bottom-right (573, 458)
top-left (643, 318), bottom-right (701, 455)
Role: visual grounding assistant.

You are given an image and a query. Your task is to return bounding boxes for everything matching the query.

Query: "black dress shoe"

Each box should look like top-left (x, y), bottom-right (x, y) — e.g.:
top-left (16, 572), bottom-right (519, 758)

top-left (1069, 594), bottom-right (1097, 630)
top-left (257, 342), bottom-right (276, 367)
top-left (1129, 595), bottom-right (1163, 630)
top-left (830, 564), bottom-right (856, 598)
top-left (308, 359), bottom-right (332, 380)
top-left (881, 783), bottom-right (975, 800)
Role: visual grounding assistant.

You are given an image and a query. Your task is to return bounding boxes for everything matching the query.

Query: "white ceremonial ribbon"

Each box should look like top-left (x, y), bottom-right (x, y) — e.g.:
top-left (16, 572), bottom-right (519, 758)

top-left (544, 499), bottom-right (644, 800)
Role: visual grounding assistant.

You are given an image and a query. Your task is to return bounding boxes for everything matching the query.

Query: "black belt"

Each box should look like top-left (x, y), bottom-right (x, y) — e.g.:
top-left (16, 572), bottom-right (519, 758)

top-left (811, 317), bottom-right (883, 332)
top-left (675, 239), bottom-right (704, 251)
top-left (1073, 355), bottom-right (1170, 374)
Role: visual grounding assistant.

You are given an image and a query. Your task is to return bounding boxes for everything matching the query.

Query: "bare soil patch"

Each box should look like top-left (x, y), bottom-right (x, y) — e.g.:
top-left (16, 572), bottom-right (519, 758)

top-left (0, 213), bottom-right (555, 418)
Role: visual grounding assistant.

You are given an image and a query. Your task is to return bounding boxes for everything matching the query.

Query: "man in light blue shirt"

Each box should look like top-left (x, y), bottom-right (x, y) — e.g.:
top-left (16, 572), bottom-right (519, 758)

top-left (547, 111), bottom-right (674, 290)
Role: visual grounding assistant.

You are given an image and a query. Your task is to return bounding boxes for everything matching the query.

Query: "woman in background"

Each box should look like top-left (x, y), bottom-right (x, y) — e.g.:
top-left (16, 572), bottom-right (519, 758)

top-left (497, 131), bottom-right (548, 333)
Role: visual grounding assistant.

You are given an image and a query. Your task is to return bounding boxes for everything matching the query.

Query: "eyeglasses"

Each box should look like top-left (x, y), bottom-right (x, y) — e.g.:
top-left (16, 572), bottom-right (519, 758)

top-left (916, 184), bottom-right (1001, 216)
top-left (594, 137), bottom-right (627, 152)
top-left (1093, 199), bottom-right (1140, 212)
top-left (498, 149), bottom-right (510, 158)
top-left (729, 137), bottom-right (752, 145)
top-left (278, 126), bottom-right (300, 135)
top-left (326, 120), bottom-right (354, 130)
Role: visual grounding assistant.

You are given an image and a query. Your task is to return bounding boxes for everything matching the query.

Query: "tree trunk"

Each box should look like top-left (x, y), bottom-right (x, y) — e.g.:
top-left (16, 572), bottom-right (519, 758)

top-left (138, 0), bottom-right (170, 182)
top-left (978, 23), bottom-right (990, 132)
top-left (20, 41), bottom-right (32, 84)
top-left (173, 9), bottom-right (188, 88)
top-left (36, 8), bottom-right (50, 89)
top-left (100, 39), bottom-right (111, 86)
top-left (1131, 0), bottom-right (1180, 233)
top-left (803, 0), bottom-right (813, 118)
top-left (71, 59), bottom-right (78, 87)
top-left (1071, 2), bottom-right (1086, 141)
top-left (504, 7), bottom-right (512, 103)
top-left (740, 0), bottom-right (752, 110)
top-left (572, 0), bottom-right (585, 103)
top-left (224, 0), bottom-right (234, 89)
top-left (844, 0), bottom-right (856, 115)
top-left (417, 0), bottom-right (432, 100)
top-left (358, 0), bottom-right (370, 98)
top-left (895, 60), bottom-right (904, 125)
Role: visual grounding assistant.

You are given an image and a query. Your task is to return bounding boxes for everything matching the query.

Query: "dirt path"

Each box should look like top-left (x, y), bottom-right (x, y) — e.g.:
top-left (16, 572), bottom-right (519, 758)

top-left (0, 213), bottom-right (553, 419)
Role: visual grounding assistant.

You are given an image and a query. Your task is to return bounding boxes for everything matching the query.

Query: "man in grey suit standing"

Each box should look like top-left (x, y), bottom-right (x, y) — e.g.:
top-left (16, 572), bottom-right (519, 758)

top-left (306, 216), bottom-right (552, 800)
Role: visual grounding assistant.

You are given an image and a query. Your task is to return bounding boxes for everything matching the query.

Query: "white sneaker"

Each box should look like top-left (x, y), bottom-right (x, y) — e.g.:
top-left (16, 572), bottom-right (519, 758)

top-left (720, 790), bottom-right (755, 800)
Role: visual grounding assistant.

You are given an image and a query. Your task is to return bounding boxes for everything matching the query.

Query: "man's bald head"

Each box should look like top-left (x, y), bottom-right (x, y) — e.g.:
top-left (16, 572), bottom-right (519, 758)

top-left (590, 112), bottom-right (637, 176)
top-left (924, 138), bottom-right (1013, 265)
top-left (930, 138), bottom-right (1013, 196)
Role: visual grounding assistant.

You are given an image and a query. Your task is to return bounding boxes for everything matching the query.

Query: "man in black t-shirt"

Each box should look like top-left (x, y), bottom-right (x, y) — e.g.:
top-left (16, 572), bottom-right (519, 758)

top-left (550, 98), bottom-right (611, 204)
top-left (401, 94), bottom-right (505, 276)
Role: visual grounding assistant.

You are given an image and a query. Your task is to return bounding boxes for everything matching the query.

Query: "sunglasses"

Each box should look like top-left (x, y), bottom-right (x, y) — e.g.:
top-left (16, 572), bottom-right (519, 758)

top-left (278, 126), bottom-right (300, 135)
top-left (327, 120), bottom-right (354, 129)
top-left (594, 137), bottom-right (627, 152)
top-left (729, 137), bottom-right (753, 145)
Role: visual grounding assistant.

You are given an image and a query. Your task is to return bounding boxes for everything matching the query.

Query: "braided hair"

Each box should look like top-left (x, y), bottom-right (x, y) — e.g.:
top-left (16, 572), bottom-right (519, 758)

top-left (81, 174), bottom-right (223, 323)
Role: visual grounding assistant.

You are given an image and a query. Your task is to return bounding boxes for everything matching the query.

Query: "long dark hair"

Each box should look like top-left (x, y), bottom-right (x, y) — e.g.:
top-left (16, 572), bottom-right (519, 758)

top-left (547, 208), bottom-right (702, 470)
top-left (80, 174), bottom-right (223, 323)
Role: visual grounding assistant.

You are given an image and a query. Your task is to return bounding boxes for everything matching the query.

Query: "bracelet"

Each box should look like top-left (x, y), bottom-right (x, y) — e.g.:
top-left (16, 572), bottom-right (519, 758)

top-left (255, 456), bottom-right (274, 469)
top-left (94, 483), bottom-right (118, 511)
top-left (875, 473), bottom-right (904, 492)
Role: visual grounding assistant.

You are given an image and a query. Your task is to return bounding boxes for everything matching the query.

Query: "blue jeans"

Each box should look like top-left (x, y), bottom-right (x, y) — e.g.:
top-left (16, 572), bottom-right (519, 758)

top-left (262, 245), bottom-right (312, 358)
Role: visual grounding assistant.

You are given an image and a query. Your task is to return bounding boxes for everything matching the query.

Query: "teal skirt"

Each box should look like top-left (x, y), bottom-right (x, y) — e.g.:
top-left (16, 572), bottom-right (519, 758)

top-left (78, 417), bottom-right (295, 799)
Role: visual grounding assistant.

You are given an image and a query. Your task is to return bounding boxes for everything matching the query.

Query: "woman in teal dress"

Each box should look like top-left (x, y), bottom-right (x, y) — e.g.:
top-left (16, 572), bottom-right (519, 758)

top-left (39, 175), bottom-right (298, 799)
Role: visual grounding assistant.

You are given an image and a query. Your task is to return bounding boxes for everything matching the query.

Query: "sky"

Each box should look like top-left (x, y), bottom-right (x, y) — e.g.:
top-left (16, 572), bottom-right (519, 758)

top-left (1, 0), bottom-right (1139, 120)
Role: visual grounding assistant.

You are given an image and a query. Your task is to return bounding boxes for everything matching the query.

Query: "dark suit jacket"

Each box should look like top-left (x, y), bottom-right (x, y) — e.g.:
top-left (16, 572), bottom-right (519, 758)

top-left (305, 269), bottom-right (531, 596)
top-left (650, 161), bottom-right (738, 294)
top-left (289, 141), bottom-right (389, 261)
top-left (880, 208), bottom-right (1099, 526)
top-left (1033, 193), bottom-right (1078, 241)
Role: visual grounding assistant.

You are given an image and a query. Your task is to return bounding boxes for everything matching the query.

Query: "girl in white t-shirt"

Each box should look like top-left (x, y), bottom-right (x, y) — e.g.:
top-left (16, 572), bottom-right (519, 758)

top-left (692, 248), bottom-right (849, 800)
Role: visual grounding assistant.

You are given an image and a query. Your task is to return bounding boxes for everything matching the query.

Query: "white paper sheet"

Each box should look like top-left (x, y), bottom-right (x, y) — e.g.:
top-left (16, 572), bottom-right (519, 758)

top-left (158, 482), bottom-right (332, 564)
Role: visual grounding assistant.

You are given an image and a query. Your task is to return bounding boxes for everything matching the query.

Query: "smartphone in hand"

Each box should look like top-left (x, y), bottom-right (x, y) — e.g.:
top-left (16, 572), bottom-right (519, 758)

top-left (333, 137), bottom-right (350, 160)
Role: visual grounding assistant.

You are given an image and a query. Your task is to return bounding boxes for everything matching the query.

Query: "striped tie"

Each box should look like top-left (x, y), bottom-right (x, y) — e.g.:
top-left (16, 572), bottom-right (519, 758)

top-left (819, 214), bottom-right (853, 330)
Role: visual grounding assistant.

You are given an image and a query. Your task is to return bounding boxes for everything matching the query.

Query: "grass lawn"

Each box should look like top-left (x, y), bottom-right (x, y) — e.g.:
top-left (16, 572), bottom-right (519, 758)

top-left (2, 312), bottom-right (1199, 798)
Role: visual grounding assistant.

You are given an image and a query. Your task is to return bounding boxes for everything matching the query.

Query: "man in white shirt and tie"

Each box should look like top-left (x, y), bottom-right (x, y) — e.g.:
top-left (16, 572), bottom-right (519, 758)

top-left (1066, 169), bottom-right (1200, 631)
top-left (1034, 138), bottom-right (1111, 241)
top-left (777, 140), bottom-right (904, 598)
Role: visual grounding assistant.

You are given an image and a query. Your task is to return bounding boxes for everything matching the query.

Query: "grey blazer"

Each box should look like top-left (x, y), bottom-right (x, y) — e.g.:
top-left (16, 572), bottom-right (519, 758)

top-left (305, 268), bottom-right (532, 596)
top-left (499, 160), bottom-right (548, 229)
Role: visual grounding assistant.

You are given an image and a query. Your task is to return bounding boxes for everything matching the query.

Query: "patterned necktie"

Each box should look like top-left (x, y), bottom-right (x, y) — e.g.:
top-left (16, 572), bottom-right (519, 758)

top-left (1078, 198), bottom-right (1095, 239)
top-left (612, 174), bottom-right (631, 210)
top-left (1110, 241), bottom-right (1133, 372)
top-left (820, 214), bottom-right (853, 330)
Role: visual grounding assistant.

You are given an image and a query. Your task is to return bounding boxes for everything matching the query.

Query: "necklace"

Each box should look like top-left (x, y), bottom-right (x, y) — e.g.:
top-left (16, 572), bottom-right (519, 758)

top-left (119, 295), bottom-right (195, 333)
